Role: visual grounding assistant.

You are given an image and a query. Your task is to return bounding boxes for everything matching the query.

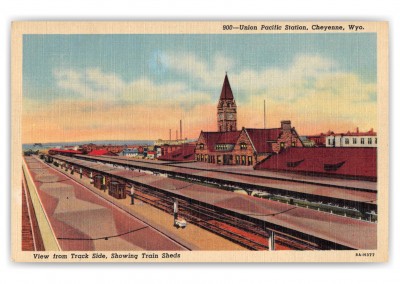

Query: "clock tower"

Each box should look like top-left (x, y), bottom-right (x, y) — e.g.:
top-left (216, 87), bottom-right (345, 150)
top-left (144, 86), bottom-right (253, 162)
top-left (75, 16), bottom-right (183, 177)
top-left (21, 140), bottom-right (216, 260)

top-left (217, 74), bottom-right (237, 132)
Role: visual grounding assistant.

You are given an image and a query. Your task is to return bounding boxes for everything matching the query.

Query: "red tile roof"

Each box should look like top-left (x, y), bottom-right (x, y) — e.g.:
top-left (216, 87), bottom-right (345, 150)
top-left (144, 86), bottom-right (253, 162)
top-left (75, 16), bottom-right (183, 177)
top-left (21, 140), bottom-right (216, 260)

top-left (245, 128), bottom-right (281, 153)
top-left (87, 149), bottom-right (118, 156)
top-left (201, 131), bottom-right (241, 150)
top-left (219, 74), bottom-right (234, 100)
top-left (254, 147), bottom-right (377, 181)
top-left (48, 149), bottom-right (83, 154)
top-left (158, 144), bottom-right (196, 161)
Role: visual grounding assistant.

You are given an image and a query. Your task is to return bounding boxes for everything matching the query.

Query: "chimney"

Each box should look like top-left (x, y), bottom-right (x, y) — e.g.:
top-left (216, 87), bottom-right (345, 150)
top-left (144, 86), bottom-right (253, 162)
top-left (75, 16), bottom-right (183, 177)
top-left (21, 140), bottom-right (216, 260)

top-left (356, 127), bottom-right (359, 133)
top-left (169, 129), bottom-right (171, 141)
top-left (180, 119), bottom-right (182, 140)
top-left (176, 130), bottom-right (178, 140)
top-left (281, 120), bottom-right (291, 131)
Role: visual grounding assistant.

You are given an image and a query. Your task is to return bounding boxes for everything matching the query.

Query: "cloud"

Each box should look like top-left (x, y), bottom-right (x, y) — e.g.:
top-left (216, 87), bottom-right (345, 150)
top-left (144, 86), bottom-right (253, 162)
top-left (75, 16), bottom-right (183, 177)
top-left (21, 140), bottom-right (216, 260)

top-left (23, 53), bottom-right (377, 143)
top-left (53, 68), bottom-right (127, 100)
top-left (53, 68), bottom-right (213, 110)
top-left (160, 52), bottom-right (235, 87)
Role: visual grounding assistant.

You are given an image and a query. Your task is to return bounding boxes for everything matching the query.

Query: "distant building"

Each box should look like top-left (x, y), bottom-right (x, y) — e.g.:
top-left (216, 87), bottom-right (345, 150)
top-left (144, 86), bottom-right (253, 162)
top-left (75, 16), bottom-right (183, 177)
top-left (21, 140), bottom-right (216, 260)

top-left (87, 149), bottom-right (118, 156)
top-left (48, 149), bottom-right (83, 156)
top-left (154, 138), bottom-right (188, 146)
top-left (120, 148), bottom-right (138, 157)
top-left (326, 128), bottom-right (377, 148)
top-left (305, 130), bottom-right (335, 147)
top-left (299, 136), bottom-right (316, 147)
top-left (147, 151), bottom-right (156, 159)
top-left (195, 75), bottom-right (303, 166)
top-left (158, 144), bottom-right (196, 162)
top-left (80, 143), bottom-right (125, 154)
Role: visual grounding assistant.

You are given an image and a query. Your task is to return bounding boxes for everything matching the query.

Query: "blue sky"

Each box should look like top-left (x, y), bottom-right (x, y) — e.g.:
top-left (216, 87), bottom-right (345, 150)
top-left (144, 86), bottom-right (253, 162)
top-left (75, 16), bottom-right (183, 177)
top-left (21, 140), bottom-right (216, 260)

top-left (22, 33), bottom-right (377, 143)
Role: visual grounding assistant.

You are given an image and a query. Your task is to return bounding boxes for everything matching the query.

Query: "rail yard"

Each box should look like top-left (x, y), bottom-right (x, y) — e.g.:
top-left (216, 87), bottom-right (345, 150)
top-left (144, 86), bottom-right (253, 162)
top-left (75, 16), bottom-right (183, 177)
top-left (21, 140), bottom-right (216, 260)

top-left (22, 152), bottom-right (377, 251)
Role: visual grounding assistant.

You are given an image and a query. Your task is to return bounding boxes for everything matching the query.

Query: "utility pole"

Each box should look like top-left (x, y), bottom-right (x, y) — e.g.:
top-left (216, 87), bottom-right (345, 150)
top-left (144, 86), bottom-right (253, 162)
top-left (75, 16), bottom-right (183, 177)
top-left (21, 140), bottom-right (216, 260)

top-left (130, 186), bottom-right (135, 205)
top-left (268, 230), bottom-right (275, 251)
top-left (264, 99), bottom-right (266, 129)
top-left (173, 199), bottom-right (178, 226)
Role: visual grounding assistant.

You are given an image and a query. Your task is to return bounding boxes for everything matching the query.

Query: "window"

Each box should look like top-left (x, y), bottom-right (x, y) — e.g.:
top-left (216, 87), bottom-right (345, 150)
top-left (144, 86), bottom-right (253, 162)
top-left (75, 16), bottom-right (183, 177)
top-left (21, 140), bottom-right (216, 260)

top-left (361, 138), bottom-right (365, 144)
top-left (287, 159), bottom-right (304, 168)
top-left (198, 143), bottom-right (204, 150)
top-left (240, 143), bottom-right (247, 150)
top-left (375, 138), bottom-right (378, 144)
top-left (248, 156), bottom-right (252, 166)
top-left (328, 139), bottom-right (331, 145)
top-left (324, 161), bottom-right (346, 171)
top-left (241, 155), bottom-right (246, 165)
top-left (345, 138), bottom-right (349, 145)
top-left (291, 141), bottom-right (296, 147)
top-left (280, 142), bottom-right (285, 148)
top-left (235, 155), bottom-right (240, 164)
top-left (368, 138), bottom-right (372, 144)
top-left (353, 138), bottom-right (357, 144)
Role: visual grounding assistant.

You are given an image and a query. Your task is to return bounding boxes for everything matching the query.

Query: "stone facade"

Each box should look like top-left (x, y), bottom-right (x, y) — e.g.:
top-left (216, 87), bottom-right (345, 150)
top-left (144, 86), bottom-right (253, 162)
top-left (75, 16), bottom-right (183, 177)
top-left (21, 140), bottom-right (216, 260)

top-left (271, 129), bottom-right (304, 153)
top-left (195, 123), bottom-right (304, 166)
top-left (231, 129), bottom-right (255, 165)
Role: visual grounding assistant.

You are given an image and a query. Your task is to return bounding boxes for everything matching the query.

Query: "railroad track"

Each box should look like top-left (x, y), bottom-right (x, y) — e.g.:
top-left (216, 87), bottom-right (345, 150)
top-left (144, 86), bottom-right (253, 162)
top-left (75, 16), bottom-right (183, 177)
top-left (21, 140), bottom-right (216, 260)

top-left (21, 171), bottom-right (45, 251)
top-left (130, 187), bottom-right (320, 251)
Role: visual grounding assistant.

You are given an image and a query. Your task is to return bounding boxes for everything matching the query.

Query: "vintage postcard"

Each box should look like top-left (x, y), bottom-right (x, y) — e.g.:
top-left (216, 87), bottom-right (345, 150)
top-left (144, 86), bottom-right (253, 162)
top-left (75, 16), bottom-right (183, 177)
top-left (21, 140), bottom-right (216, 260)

top-left (11, 21), bottom-right (388, 262)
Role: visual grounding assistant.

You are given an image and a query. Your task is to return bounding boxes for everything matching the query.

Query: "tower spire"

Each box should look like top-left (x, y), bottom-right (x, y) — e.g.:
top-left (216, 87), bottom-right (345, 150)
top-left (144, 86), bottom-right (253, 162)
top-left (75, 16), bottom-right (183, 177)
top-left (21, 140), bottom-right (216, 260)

top-left (219, 74), bottom-right (234, 100)
top-left (217, 74), bottom-right (237, 132)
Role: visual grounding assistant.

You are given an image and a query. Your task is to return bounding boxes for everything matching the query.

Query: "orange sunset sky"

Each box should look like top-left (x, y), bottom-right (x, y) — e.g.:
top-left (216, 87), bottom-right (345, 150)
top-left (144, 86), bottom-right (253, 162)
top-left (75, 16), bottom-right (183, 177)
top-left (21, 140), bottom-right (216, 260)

top-left (22, 34), bottom-right (377, 144)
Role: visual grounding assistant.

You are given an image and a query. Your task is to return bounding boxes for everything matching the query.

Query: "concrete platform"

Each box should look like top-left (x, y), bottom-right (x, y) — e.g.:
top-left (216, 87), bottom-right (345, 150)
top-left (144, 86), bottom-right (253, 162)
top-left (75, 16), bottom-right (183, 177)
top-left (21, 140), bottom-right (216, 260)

top-left (24, 157), bottom-right (245, 251)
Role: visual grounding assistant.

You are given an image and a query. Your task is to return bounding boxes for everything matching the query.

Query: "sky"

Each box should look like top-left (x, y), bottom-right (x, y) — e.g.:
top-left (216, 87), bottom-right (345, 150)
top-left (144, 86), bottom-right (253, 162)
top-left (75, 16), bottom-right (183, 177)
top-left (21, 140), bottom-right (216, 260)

top-left (22, 33), bottom-right (377, 143)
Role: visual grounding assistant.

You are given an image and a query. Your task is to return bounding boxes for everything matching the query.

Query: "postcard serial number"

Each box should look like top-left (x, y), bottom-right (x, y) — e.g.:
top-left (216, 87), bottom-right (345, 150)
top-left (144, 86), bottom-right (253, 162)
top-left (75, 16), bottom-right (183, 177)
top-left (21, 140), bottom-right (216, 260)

top-left (356, 253), bottom-right (375, 257)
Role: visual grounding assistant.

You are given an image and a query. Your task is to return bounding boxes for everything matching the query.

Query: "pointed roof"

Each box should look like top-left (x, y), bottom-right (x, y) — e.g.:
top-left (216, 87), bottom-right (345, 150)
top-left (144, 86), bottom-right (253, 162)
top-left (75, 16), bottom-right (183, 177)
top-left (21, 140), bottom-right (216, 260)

top-left (219, 74), bottom-right (234, 100)
top-left (244, 128), bottom-right (282, 153)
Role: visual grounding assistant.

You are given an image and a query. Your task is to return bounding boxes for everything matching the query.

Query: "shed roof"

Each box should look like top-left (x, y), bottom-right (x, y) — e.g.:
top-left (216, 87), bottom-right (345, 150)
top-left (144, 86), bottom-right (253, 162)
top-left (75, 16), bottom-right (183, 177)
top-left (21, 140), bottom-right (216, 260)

top-left (255, 147), bottom-right (377, 181)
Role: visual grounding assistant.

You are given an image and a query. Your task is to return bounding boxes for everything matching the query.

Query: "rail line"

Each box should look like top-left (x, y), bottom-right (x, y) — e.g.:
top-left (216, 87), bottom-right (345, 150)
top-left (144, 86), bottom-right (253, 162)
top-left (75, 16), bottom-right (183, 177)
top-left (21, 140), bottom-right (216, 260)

top-left (130, 186), bottom-right (320, 251)
top-left (21, 172), bottom-right (45, 251)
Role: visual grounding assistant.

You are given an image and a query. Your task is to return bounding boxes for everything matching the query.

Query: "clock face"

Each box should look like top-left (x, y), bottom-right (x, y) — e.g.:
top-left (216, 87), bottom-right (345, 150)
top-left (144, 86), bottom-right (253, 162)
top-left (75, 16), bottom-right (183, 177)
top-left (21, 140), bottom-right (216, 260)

top-left (227, 113), bottom-right (234, 120)
top-left (218, 113), bottom-right (224, 120)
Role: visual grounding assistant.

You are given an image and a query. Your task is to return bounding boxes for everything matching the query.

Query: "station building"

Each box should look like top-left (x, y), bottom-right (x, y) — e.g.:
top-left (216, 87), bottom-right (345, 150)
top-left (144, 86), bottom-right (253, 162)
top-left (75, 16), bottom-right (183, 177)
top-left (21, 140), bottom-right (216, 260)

top-left (195, 74), bottom-right (303, 166)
